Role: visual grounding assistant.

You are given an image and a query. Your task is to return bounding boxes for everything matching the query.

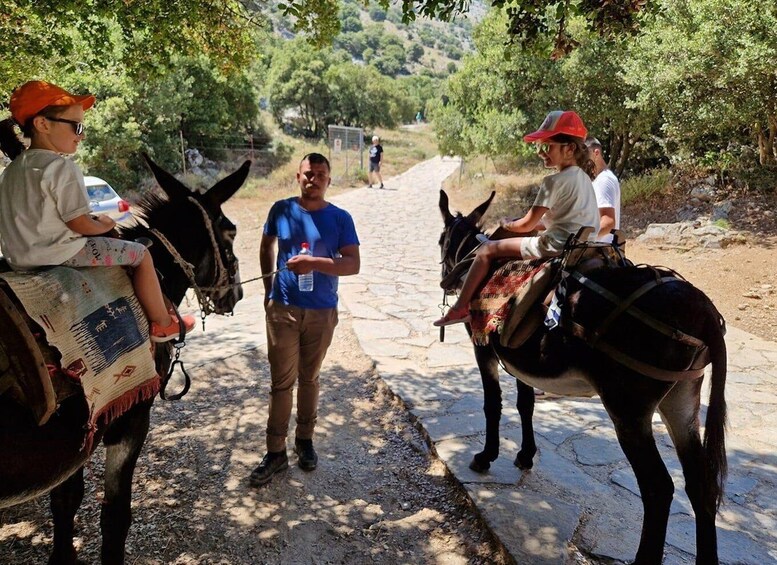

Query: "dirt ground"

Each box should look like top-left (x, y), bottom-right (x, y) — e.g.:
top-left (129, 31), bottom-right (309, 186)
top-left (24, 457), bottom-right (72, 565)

top-left (0, 195), bottom-right (510, 565)
top-left (1, 166), bottom-right (775, 565)
top-left (627, 238), bottom-right (777, 343)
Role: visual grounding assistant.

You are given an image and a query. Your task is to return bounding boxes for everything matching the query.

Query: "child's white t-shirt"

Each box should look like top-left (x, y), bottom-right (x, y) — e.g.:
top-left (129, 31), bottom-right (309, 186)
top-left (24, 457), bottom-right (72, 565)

top-left (0, 149), bottom-right (90, 269)
top-left (527, 165), bottom-right (600, 256)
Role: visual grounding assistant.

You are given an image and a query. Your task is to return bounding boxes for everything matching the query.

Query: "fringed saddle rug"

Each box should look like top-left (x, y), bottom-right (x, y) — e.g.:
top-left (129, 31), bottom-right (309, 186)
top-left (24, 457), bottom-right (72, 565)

top-left (470, 257), bottom-right (551, 345)
top-left (0, 266), bottom-right (159, 448)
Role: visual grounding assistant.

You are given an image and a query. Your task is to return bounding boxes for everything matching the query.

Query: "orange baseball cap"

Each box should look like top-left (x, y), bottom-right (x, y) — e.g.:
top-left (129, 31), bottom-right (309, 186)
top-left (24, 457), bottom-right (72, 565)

top-left (523, 110), bottom-right (587, 142)
top-left (9, 80), bottom-right (95, 126)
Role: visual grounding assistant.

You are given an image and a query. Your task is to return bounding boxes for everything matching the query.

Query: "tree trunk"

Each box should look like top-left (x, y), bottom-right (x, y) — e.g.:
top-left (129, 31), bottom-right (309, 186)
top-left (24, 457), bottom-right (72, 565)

top-left (615, 137), bottom-right (634, 178)
top-left (755, 121), bottom-right (776, 166)
top-left (609, 134), bottom-right (624, 171)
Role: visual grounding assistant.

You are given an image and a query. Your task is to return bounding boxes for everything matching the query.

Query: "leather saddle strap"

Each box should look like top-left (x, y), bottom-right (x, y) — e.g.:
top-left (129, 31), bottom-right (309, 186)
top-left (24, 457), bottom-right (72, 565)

top-left (569, 271), bottom-right (707, 349)
top-left (562, 318), bottom-right (707, 381)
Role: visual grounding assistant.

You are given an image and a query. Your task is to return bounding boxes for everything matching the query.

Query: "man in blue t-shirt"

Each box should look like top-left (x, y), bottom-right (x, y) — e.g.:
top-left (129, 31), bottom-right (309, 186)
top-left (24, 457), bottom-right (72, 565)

top-left (251, 152), bottom-right (360, 487)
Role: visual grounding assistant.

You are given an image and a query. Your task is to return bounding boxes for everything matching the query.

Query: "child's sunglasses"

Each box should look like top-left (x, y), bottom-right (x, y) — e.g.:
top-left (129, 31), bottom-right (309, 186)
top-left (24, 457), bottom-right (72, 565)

top-left (535, 142), bottom-right (567, 154)
top-left (44, 116), bottom-right (85, 136)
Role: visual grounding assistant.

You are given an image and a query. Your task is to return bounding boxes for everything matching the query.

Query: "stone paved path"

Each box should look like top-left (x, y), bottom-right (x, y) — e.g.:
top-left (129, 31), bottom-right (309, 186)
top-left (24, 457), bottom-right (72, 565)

top-left (186, 156), bottom-right (777, 564)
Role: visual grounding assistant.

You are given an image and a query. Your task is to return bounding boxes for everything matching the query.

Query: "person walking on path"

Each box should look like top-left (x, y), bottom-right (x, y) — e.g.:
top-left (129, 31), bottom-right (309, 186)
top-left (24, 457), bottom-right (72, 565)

top-left (368, 135), bottom-right (384, 189)
top-left (0, 80), bottom-right (194, 343)
top-left (434, 110), bottom-right (600, 327)
top-left (585, 136), bottom-right (621, 243)
top-left (251, 152), bottom-right (361, 486)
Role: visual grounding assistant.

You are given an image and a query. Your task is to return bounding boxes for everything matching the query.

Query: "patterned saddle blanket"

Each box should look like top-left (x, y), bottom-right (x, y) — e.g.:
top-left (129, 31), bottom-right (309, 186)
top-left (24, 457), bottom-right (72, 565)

top-left (0, 266), bottom-right (159, 447)
top-left (470, 258), bottom-right (553, 346)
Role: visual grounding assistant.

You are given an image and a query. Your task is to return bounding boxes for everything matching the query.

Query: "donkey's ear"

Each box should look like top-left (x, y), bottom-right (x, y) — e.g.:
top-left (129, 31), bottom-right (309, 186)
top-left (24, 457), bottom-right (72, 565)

top-left (206, 160), bottom-right (251, 207)
top-left (439, 190), bottom-right (454, 225)
top-left (142, 153), bottom-right (191, 201)
top-left (465, 191), bottom-right (495, 224)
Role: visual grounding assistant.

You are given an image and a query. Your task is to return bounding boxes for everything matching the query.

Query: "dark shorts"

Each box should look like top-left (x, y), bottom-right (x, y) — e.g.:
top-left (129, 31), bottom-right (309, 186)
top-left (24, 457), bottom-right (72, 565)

top-left (369, 161), bottom-right (381, 173)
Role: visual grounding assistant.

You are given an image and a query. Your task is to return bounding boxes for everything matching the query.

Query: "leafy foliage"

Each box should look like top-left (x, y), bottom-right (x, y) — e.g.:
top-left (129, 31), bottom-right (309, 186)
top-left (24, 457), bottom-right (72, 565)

top-left (0, 0), bottom-right (259, 93)
top-left (264, 39), bottom-right (416, 134)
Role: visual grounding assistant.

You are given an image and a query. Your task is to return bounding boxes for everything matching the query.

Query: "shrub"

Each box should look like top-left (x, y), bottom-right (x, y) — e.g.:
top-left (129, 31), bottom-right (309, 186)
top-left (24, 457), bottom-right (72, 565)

top-left (621, 168), bottom-right (672, 205)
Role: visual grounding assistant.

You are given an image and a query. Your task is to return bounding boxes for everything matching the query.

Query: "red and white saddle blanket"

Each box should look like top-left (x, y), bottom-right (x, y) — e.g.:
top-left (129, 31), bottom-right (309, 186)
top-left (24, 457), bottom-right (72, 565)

top-left (0, 266), bottom-right (159, 445)
top-left (470, 258), bottom-right (552, 346)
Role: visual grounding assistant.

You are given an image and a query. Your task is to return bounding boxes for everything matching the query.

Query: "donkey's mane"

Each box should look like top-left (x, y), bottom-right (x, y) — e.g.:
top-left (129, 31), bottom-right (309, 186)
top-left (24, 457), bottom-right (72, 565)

top-left (118, 191), bottom-right (201, 244)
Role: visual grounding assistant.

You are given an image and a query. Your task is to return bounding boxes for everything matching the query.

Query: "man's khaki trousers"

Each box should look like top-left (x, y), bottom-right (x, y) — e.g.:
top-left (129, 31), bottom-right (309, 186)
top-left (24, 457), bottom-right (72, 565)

top-left (265, 301), bottom-right (338, 453)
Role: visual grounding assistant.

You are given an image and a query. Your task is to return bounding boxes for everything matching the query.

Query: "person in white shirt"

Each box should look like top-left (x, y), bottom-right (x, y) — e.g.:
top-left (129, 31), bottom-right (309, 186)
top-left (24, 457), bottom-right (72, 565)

top-left (585, 136), bottom-right (621, 243)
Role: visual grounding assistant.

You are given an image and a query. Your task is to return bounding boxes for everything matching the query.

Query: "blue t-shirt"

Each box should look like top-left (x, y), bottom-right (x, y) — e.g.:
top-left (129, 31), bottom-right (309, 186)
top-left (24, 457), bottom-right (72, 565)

top-left (263, 197), bottom-right (360, 309)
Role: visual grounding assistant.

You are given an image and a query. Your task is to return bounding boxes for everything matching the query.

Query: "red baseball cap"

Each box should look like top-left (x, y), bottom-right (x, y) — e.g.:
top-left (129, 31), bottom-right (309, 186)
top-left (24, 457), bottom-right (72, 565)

top-left (523, 110), bottom-right (587, 142)
top-left (9, 80), bottom-right (95, 126)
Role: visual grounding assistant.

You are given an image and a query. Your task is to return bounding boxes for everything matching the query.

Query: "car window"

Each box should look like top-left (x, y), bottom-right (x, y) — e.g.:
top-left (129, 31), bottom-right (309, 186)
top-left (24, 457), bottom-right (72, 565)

top-left (86, 184), bottom-right (115, 202)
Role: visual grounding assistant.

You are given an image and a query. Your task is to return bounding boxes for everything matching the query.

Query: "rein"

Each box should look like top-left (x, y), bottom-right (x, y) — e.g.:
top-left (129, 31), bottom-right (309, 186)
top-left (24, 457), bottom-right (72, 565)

top-left (438, 216), bottom-right (484, 342)
top-left (148, 197), bottom-right (232, 322)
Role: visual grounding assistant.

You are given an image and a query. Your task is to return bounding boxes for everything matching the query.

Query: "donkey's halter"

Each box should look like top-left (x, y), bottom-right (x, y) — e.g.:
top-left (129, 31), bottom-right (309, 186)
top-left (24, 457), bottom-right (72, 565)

top-left (149, 197), bottom-right (233, 320)
top-left (440, 216), bottom-right (483, 292)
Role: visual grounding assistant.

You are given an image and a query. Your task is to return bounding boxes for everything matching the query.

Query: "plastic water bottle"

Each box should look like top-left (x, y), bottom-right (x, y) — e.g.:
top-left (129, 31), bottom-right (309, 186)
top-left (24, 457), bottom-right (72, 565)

top-left (298, 242), bottom-right (314, 292)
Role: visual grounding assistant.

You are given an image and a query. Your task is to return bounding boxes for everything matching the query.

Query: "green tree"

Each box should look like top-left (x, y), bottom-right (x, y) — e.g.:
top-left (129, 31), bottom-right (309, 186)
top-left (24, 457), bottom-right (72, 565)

top-left (265, 39), bottom-right (342, 137)
top-left (408, 43), bottom-right (425, 63)
top-left (0, 1), bottom-right (259, 93)
top-left (624, 0), bottom-right (777, 166)
top-left (368, 6), bottom-right (387, 22)
top-left (326, 64), bottom-right (413, 127)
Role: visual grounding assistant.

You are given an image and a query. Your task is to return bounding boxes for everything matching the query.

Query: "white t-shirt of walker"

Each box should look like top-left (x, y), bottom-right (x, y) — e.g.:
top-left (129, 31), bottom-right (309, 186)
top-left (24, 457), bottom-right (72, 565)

top-left (592, 168), bottom-right (621, 243)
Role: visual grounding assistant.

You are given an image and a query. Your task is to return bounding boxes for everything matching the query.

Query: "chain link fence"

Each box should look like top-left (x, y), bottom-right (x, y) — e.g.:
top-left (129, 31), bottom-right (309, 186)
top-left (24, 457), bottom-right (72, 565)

top-left (327, 125), bottom-right (364, 183)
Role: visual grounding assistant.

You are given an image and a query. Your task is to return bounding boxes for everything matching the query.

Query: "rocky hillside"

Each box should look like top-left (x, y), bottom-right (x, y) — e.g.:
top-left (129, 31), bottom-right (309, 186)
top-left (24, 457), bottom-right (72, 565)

top-left (622, 174), bottom-right (777, 248)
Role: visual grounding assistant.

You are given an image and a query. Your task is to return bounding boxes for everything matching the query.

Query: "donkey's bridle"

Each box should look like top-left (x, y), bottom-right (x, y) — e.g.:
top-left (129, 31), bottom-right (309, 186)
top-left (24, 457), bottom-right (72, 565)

top-left (149, 196), bottom-right (236, 319)
top-left (440, 216), bottom-right (483, 292)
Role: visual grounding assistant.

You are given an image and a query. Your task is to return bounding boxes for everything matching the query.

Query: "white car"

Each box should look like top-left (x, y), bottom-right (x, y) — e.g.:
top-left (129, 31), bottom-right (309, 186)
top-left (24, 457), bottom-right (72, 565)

top-left (84, 176), bottom-right (132, 223)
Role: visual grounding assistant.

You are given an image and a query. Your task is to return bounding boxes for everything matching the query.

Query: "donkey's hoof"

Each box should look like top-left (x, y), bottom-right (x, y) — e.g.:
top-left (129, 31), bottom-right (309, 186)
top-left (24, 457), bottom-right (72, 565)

top-left (513, 450), bottom-right (535, 470)
top-left (469, 451), bottom-right (496, 473)
top-left (469, 457), bottom-right (490, 473)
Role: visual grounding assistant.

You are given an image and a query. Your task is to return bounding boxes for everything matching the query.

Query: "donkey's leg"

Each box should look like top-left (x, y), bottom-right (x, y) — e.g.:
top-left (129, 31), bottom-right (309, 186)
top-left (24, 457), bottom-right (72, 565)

top-left (48, 467), bottom-right (85, 565)
top-left (658, 379), bottom-right (719, 565)
top-left (602, 387), bottom-right (673, 565)
top-left (470, 344), bottom-right (502, 472)
top-left (513, 380), bottom-right (537, 469)
top-left (100, 403), bottom-right (152, 565)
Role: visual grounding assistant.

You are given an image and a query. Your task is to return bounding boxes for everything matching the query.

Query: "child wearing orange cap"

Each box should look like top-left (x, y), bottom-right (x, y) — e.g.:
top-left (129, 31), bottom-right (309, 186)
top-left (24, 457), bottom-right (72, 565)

top-left (434, 110), bottom-right (600, 326)
top-left (0, 80), bottom-right (194, 342)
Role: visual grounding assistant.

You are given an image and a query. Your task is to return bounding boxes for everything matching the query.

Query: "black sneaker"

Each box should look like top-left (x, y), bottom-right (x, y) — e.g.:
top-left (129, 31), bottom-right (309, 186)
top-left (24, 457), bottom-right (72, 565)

top-left (249, 451), bottom-right (288, 486)
top-left (379, 183), bottom-right (384, 189)
top-left (294, 438), bottom-right (318, 471)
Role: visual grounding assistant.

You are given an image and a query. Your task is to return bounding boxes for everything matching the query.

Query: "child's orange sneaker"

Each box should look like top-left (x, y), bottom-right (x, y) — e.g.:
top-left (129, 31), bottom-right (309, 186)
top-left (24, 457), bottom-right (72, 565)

top-left (150, 314), bottom-right (196, 343)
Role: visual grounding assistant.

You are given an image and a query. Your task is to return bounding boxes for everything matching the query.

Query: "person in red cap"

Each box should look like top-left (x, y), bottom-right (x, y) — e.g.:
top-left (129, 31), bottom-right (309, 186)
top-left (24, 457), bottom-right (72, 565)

top-left (434, 110), bottom-right (600, 326)
top-left (0, 80), bottom-right (195, 342)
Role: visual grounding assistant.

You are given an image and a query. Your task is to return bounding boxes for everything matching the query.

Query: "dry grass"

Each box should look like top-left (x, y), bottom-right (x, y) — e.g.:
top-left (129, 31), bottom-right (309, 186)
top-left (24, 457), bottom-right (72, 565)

top-left (236, 120), bottom-right (439, 208)
top-left (441, 156), bottom-right (546, 226)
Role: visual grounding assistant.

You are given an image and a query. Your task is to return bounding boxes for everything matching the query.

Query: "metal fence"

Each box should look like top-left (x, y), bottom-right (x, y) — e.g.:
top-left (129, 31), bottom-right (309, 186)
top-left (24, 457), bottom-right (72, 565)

top-left (327, 125), bottom-right (364, 182)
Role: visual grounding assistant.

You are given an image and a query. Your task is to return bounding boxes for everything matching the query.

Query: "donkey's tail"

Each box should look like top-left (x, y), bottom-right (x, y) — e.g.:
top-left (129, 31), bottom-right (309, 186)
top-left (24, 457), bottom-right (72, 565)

top-left (703, 312), bottom-right (728, 510)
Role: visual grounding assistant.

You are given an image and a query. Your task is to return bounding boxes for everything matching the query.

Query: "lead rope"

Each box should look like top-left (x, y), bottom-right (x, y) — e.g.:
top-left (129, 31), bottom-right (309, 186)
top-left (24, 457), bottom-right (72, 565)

top-left (159, 300), bottom-right (191, 401)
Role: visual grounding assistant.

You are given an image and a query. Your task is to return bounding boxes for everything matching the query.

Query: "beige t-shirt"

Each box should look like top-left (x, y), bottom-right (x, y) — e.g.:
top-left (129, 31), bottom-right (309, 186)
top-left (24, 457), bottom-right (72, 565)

top-left (0, 149), bottom-right (90, 270)
top-left (523, 165), bottom-right (600, 257)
